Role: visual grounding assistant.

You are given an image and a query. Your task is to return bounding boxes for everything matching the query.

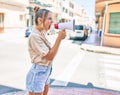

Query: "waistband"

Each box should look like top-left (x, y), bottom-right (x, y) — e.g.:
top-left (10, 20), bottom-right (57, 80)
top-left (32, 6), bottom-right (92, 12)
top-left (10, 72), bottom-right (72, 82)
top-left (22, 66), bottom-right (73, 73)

top-left (31, 63), bottom-right (52, 69)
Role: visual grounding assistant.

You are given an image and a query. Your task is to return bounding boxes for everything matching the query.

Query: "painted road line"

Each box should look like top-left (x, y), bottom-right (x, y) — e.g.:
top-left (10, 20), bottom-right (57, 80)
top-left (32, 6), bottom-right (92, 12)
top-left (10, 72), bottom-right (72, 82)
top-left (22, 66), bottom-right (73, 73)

top-left (99, 54), bottom-right (120, 91)
top-left (51, 51), bottom-right (85, 86)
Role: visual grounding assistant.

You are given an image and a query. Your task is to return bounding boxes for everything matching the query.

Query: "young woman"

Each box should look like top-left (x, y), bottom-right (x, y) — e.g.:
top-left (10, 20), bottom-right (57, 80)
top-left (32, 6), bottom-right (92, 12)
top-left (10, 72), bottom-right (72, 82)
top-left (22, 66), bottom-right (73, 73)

top-left (26, 7), bottom-right (66, 95)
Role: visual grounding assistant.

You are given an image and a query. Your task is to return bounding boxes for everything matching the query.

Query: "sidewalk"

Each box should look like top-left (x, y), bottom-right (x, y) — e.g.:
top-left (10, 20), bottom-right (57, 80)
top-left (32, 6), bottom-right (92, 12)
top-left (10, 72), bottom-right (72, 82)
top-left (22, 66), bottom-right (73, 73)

top-left (80, 31), bottom-right (120, 55)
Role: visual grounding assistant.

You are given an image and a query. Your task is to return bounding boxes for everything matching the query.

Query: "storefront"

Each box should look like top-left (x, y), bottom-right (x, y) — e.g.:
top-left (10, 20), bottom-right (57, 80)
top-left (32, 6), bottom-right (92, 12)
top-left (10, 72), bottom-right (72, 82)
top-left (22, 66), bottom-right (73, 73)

top-left (96, 0), bottom-right (120, 47)
top-left (102, 2), bottom-right (120, 47)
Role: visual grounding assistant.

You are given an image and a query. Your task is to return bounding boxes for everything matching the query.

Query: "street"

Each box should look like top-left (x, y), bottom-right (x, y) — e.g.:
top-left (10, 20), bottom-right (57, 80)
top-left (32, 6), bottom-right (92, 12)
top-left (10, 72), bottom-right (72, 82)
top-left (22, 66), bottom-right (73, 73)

top-left (0, 29), bottom-right (120, 94)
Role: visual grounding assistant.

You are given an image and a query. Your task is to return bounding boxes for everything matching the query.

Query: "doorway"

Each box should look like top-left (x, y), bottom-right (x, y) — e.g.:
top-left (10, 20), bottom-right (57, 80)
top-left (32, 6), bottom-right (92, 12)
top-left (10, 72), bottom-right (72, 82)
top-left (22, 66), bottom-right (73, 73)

top-left (0, 13), bottom-right (4, 33)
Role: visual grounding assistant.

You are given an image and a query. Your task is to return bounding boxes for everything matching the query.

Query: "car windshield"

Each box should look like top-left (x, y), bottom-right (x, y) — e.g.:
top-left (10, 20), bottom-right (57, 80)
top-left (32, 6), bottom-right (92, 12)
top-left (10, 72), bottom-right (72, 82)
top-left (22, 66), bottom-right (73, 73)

top-left (75, 25), bottom-right (83, 30)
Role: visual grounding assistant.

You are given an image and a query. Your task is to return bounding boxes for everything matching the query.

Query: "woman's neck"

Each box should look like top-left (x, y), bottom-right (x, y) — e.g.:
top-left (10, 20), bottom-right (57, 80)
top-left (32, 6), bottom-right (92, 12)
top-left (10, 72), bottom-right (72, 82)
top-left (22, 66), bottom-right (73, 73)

top-left (35, 26), bottom-right (43, 32)
top-left (35, 26), bottom-right (47, 36)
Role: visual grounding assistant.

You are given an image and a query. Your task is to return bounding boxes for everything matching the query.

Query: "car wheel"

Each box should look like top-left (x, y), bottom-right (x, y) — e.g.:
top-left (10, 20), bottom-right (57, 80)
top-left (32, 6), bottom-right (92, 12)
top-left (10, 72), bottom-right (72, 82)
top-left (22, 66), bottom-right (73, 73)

top-left (82, 34), bottom-right (88, 40)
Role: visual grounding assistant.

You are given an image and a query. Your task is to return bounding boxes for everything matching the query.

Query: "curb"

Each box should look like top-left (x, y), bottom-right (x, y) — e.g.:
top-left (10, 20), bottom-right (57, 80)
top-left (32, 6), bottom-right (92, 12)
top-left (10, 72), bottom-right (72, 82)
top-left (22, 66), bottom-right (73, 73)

top-left (80, 44), bottom-right (120, 55)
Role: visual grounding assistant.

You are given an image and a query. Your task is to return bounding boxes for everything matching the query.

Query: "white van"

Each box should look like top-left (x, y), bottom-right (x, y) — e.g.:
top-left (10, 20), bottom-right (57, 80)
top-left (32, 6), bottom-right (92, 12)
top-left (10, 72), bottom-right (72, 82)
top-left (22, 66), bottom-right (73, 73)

top-left (69, 25), bottom-right (88, 40)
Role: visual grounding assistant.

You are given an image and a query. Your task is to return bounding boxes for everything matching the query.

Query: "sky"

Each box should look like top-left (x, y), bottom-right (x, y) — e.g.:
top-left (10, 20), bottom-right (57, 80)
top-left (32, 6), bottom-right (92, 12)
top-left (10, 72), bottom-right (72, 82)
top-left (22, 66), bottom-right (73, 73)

top-left (75, 0), bottom-right (95, 19)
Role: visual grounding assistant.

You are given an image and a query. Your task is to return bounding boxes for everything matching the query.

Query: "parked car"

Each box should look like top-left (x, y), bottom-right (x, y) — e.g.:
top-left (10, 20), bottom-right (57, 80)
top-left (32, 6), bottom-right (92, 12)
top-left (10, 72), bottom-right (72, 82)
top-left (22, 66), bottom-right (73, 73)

top-left (25, 26), bottom-right (32, 37)
top-left (69, 25), bottom-right (88, 40)
top-left (25, 25), bottom-right (57, 37)
top-left (86, 26), bottom-right (92, 35)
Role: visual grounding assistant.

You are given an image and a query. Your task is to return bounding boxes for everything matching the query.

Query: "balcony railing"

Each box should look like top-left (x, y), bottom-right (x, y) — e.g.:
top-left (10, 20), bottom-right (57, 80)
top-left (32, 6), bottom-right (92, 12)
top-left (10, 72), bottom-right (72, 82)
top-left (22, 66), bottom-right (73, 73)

top-left (29, 0), bottom-right (52, 7)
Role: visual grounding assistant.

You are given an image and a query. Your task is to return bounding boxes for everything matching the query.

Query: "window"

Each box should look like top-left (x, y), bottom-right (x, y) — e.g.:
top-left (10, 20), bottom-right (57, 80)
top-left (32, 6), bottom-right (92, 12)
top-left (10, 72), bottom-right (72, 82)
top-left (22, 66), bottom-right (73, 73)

top-left (69, 2), bottom-right (74, 9)
top-left (63, 7), bottom-right (68, 13)
top-left (109, 12), bottom-right (120, 34)
top-left (63, 7), bottom-right (65, 12)
top-left (20, 15), bottom-right (24, 21)
top-left (69, 11), bottom-right (73, 17)
top-left (29, 0), bottom-right (36, 3)
top-left (0, 13), bottom-right (4, 27)
top-left (65, 9), bottom-right (68, 13)
top-left (75, 25), bottom-right (83, 30)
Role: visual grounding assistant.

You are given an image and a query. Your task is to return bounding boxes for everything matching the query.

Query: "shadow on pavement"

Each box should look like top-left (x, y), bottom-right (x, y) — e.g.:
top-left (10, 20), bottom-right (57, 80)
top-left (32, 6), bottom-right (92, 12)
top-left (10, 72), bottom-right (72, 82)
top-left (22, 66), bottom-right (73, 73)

top-left (50, 79), bottom-right (120, 93)
top-left (72, 40), bottom-right (84, 45)
top-left (0, 85), bottom-right (23, 94)
top-left (1, 79), bottom-right (120, 94)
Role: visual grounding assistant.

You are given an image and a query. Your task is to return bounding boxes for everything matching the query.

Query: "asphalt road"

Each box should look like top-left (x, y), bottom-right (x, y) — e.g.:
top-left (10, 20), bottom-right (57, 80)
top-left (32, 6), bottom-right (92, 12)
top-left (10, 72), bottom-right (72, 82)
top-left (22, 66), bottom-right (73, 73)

top-left (0, 29), bottom-right (120, 94)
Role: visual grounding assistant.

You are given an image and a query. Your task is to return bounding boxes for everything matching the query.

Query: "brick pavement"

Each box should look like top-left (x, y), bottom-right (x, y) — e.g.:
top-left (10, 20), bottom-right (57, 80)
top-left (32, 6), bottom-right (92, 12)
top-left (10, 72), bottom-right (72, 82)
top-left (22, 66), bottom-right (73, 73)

top-left (2, 87), bottom-right (120, 95)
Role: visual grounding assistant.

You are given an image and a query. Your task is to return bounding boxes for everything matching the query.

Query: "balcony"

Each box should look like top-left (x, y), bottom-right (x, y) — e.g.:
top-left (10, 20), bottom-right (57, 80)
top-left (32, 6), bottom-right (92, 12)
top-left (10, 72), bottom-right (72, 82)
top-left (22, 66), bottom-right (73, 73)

top-left (29, 0), bottom-right (52, 7)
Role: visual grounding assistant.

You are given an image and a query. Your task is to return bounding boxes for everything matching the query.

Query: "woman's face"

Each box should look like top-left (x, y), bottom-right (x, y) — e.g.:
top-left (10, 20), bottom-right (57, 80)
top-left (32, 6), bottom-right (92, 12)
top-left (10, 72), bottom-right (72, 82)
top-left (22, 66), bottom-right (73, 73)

top-left (44, 12), bottom-right (53, 31)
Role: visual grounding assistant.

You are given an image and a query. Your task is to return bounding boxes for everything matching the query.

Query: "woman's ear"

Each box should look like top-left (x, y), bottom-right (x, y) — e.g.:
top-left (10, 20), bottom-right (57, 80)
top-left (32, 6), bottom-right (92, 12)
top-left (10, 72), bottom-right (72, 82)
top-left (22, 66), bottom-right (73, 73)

top-left (38, 17), bottom-right (43, 25)
top-left (38, 17), bottom-right (44, 30)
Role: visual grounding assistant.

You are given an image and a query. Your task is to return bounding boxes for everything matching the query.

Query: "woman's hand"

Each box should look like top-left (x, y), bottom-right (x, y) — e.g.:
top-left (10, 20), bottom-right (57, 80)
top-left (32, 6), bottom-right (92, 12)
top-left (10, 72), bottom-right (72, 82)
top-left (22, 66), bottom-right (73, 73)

top-left (45, 30), bottom-right (66, 61)
top-left (58, 30), bottom-right (66, 40)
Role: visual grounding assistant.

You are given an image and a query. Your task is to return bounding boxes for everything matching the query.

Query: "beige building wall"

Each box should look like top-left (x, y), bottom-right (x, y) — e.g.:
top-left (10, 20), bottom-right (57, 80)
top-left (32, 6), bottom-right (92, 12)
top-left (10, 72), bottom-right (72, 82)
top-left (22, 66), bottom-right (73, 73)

top-left (98, 16), bottom-right (103, 29)
top-left (1, 8), bottom-right (26, 28)
top-left (74, 4), bottom-right (84, 25)
top-left (102, 3), bottom-right (120, 47)
top-left (47, 0), bottom-right (62, 23)
top-left (0, 0), bottom-right (28, 32)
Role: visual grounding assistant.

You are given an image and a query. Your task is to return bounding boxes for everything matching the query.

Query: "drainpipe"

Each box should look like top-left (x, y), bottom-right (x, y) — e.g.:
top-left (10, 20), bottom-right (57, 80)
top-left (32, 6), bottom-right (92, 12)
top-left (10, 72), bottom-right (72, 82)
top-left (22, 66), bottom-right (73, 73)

top-left (101, 2), bottom-right (108, 46)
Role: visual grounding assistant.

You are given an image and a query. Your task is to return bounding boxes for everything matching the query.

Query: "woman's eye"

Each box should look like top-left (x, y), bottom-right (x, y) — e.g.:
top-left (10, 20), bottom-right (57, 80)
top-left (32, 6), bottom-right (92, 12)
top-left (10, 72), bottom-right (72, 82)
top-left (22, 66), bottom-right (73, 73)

top-left (48, 17), bottom-right (52, 20)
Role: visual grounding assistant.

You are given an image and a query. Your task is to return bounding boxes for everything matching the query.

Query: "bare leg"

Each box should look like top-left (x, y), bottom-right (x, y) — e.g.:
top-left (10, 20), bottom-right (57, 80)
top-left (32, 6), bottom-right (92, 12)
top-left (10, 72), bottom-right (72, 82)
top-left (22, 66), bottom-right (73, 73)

top-left (28, 92), bottom-right (35, 95)
top-left (43, 85), bottom-right (49, 95)
top-left (28, 85), bottom-right (49, 95)
top-left (29, 92), bottom-right (43, 95)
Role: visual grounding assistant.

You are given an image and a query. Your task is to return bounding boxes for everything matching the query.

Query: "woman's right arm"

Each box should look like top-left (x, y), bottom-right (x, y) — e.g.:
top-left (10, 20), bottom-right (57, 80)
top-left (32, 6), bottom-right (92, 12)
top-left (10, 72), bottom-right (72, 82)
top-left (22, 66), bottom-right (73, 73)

top-left (44, 30), bottom-right (66, 61)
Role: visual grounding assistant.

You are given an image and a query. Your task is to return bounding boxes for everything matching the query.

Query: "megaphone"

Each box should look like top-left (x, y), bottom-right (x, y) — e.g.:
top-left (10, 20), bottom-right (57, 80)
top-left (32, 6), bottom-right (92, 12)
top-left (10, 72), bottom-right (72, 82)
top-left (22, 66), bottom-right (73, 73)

top-left (54, 19), bottom-right (75, 31)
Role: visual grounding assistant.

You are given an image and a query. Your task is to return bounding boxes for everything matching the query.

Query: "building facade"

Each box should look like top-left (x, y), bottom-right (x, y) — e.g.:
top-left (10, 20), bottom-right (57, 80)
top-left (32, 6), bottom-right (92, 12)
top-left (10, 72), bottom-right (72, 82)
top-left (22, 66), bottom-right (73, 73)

top-left (102, 2), bottom-right (120, 47)
top-left (0, 0), bottom-right (95, 33)
top-left (0, 0), bottom-right (28, 33)
top-left (96, 0), bottom-right (120, 47)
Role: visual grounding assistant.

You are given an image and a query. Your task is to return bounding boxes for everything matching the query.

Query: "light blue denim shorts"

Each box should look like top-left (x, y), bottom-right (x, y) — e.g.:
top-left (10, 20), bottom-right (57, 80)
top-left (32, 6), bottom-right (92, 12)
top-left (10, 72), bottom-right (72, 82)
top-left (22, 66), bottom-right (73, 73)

top-left (26, 63), bottom-right (52, 93)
